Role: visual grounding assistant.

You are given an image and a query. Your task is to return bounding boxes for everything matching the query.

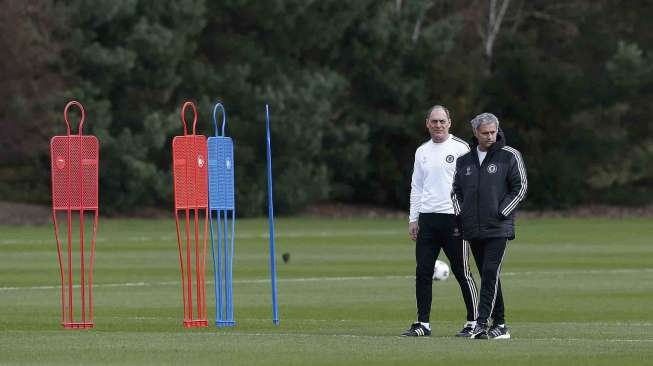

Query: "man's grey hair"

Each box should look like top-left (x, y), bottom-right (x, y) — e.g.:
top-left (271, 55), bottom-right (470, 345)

top-left (425, 105), bottom-right (451, 121)
top-left (470, 112), bottom-right (499, 131)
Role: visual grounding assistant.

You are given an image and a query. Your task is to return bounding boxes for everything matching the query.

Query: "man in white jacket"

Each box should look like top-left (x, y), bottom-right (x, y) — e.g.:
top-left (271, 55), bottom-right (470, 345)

top-left (401, 105), bottom-right (479, 337)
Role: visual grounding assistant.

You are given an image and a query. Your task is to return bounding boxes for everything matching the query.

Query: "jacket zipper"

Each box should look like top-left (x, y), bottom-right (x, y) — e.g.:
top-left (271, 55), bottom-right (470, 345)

top-left (475, 150), bottom-right (482, 233)
top-left (477, 146), bottom-right (497, 234)
top-left (477, 164), bottom-right (481, 233)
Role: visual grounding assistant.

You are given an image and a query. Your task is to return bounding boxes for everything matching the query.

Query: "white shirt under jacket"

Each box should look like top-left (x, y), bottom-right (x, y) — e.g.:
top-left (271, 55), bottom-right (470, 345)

top-left (409, 134), bottom-right (470, 222)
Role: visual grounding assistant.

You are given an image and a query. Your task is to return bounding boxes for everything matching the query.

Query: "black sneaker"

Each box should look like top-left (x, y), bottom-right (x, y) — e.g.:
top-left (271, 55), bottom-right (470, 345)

top-left (470, 323), bottom-right (488, 339)
top-left (488, 324), bottom-right (510, 339)
top-left (401, 322), bottom-right (431, 337)
top-left (456, 323), bottom-right (475, 337)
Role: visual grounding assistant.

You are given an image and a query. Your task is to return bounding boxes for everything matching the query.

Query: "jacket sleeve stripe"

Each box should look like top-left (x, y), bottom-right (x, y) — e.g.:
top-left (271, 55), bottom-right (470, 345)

top-left (451, 164), bottom-right (462, 215)
top-left (501, 146), bottom-right (527, 216)
top-left (451, 191), bottom-right (461, 215)
top-left (452, 136), bottom-right (470, 150)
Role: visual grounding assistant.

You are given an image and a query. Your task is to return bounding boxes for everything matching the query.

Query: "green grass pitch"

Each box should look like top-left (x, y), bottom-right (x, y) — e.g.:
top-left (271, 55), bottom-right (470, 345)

top-left (1, 216), bottom-right (652, 365)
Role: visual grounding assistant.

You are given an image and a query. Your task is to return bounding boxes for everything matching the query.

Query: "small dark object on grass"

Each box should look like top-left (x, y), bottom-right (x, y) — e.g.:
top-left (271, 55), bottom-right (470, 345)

top-left (282, 252), bottom-right (290, 263)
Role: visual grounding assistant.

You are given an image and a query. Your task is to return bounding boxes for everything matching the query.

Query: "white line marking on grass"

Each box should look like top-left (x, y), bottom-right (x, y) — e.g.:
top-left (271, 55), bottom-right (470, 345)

top-left (531, 338), bottom-right (653, 343)
top-left (0, 276), bottom-right (409, 291)
top-left (501, 268), bottom-right (653, 276)
top-left (198, 333), bottom-right (653, 342)
top-left (2, 268), bottom-right (653, 291)
top-left (521, 321), bottom-right (653, 327)
top-left (0, 281), bottom-right (177, 291)
top-left (195, 332), bottom-right (391, 339)
top-left (237, 275), bottom-right (413, 284)
top-left (0, 229), bottom-right (405, 245)
top-left (0, 328), bottom-right (649, 342)
top-left (105, 318), bottom-right (652, 327)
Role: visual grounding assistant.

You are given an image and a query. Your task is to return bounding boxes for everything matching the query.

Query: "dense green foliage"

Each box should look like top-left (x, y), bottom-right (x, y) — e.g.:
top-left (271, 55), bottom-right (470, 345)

top-left (1, 217), bottom-right (652, 364)
top-left (1, 1), bottom-right (652, 214)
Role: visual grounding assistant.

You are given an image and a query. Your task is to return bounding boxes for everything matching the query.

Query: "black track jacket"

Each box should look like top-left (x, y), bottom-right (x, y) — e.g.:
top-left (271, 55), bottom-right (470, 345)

top-left (451, 130), bottom-right (527, 240)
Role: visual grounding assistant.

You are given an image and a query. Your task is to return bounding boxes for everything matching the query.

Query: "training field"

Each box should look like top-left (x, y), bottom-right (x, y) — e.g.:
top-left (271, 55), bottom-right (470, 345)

top-left (1, 216), bottom-right (652, 365)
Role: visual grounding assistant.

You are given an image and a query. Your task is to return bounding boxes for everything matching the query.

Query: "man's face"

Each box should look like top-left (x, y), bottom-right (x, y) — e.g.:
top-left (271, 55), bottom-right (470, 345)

top-left (474, 122), bottom-right (497, 151)
top-left (425, 108), bottom-right (451, 143)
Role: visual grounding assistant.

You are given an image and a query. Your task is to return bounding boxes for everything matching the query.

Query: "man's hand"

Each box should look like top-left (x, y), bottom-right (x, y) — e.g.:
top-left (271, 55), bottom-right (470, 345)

top-left (409, 221), bottom-right (419, 241)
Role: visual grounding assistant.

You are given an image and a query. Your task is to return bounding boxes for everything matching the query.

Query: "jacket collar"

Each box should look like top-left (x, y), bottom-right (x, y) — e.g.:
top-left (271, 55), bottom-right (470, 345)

top-left (470, 127), bottom-right (506, 152)
top-left (470, 128), bottom-right (506, 165)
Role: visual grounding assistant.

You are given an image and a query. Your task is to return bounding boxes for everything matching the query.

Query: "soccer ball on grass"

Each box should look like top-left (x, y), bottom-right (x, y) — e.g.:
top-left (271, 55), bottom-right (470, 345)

top-left (432, 260), bottom-right (450, 281)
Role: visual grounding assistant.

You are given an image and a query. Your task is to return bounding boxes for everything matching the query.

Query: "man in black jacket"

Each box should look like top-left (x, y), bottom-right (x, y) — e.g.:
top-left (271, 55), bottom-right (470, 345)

top-left (451, 113), bottom-right (527, 340)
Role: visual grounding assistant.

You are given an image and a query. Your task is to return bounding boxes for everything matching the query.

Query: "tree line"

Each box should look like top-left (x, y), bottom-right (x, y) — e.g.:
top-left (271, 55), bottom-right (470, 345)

top-left (1, 0), bottom-right (651, 216)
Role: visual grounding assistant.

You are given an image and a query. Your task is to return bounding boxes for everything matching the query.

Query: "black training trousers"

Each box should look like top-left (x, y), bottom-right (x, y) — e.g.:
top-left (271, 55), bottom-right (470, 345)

top-left (469, 237), bottom-right (507, 325)
top-left (415, 213), bottom-right (478, 323)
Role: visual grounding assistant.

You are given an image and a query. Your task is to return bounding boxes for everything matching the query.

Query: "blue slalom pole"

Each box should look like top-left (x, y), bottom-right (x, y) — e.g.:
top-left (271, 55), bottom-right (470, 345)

top-left (265, 104), bottom-right (280, 325)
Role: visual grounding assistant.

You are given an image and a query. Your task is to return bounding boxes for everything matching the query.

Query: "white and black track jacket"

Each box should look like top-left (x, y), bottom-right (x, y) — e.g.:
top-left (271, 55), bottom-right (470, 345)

top-left (451, 130), bottom-right (527, 240)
